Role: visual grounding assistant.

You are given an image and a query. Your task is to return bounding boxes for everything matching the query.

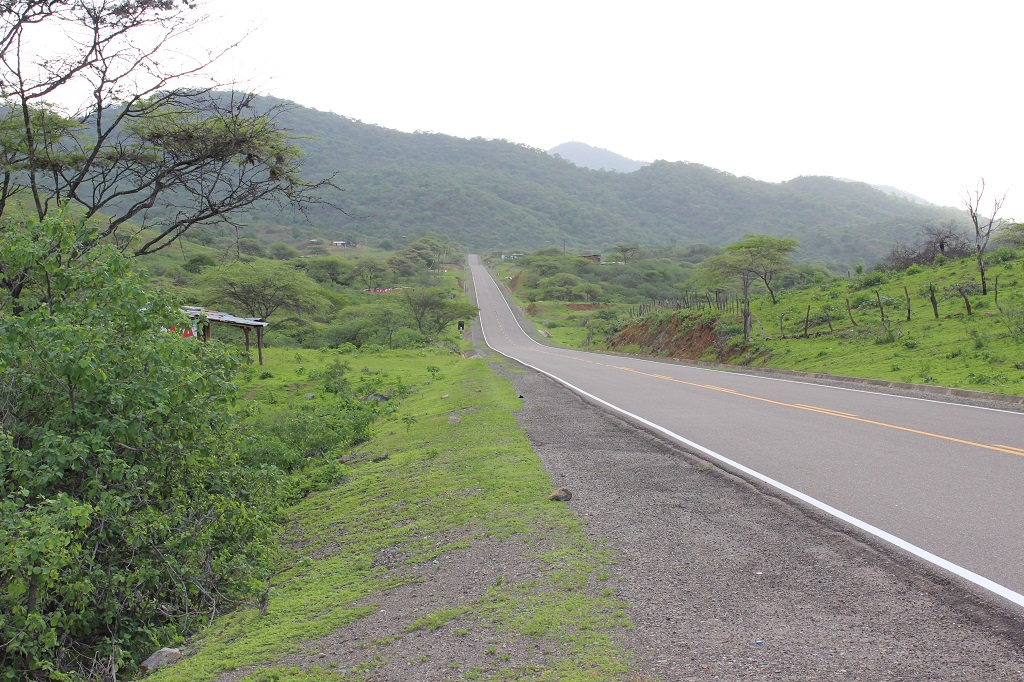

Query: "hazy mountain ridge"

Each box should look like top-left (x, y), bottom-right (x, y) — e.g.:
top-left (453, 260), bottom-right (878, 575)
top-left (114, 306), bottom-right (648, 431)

top-left (209, 95), bottom-right (964, 268)
top-left (836, 178), bottom-right (935, 206)
top-left (547, 141), bottom-right (649, 173)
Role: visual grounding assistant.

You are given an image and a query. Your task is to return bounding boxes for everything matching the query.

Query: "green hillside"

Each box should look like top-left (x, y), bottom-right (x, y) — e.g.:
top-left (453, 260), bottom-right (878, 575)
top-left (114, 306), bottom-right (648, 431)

top-left (502, 248), bottom-right (1024, 397)
top-left (181, 95), bottom-right (964, 270)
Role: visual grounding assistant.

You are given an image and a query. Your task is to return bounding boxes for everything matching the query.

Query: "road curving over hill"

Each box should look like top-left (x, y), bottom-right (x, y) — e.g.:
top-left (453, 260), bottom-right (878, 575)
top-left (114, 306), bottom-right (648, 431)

top-left (468, 255), bottom-right (1024, 610)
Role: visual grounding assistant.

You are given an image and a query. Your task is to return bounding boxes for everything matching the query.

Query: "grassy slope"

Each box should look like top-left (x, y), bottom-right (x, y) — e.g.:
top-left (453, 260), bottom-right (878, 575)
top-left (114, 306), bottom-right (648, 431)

top-left (507, 255), bottom-right (1024, 397)
top-left (149, 347), bottom-right (632, 681)
top-left (743, 257), bottom-right (1024, 393)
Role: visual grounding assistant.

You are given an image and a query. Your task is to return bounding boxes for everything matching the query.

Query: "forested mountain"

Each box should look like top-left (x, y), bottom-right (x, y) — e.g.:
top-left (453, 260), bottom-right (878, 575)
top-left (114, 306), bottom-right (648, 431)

top-left (547, 141), bottom-right (649, 173)
top-left (199, 95), bottom-right (965, 268)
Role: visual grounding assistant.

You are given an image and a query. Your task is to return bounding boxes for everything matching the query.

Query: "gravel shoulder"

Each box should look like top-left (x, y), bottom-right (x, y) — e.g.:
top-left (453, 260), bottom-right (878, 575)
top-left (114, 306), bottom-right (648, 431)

top-left (206, 347), bottom-right (1024, 681)
top-left (499, 358), bottom-right (1024, 680)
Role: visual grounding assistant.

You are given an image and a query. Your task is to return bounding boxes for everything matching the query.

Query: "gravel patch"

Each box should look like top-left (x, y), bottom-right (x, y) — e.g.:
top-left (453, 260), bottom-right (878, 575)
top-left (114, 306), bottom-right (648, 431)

top-left (217, 535), bottom-right (560, 681)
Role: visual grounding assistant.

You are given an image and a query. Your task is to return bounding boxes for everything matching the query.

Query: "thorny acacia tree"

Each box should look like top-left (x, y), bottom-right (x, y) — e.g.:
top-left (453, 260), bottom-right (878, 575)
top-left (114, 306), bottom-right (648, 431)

top-left (700, 234), bottom-right (799, 344)
top-left (196, 259), bottom-right (329, 320)
top-left (963, 179), bottom-right (1006, 295)
top-left (0, 0), bottom-right (336, 269)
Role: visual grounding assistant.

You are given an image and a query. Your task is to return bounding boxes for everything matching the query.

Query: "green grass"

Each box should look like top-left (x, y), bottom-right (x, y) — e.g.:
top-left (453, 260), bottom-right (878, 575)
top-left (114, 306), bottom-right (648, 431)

top-left (515, 254), bottom-right (1024, 396)
top-left (521, 300), bottom-right (623, 349)
top-left (738, 255), bottom-right (1024, 393)
top-left (149, 347), bottom-right (633, 681)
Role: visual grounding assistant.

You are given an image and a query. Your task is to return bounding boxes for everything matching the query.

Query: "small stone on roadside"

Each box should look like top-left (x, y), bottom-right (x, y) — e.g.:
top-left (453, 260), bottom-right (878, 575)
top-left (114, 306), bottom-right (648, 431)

top-left (549, 487), bottom-right (573, 501)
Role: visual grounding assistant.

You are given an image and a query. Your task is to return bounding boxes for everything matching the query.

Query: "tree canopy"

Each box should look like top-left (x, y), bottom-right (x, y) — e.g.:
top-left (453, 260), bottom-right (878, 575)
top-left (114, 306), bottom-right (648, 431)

top-left (196, 260), bottom-right (330, 320)
top-left (700, 234), bottom-right (800, 342)
top-left (0, 0), bottom-right (335, 257)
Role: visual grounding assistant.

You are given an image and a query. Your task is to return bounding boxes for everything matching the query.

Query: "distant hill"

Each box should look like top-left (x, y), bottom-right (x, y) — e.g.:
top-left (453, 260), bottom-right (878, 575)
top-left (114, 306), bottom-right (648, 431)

top-left (165, 94), bottom-right (967, 269)
top-left (837, 178), bottom-right (935, 206)
top-left (547, 141), bottom-right (649, 173)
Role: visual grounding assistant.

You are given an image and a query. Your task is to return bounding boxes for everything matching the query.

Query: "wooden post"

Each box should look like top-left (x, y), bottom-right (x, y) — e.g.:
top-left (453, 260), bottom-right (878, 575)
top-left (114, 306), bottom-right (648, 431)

top-left (995, 275), bottom-right (1000, 307)
top-left (753, 314), bottom-right (766, 340)
top-left (779, 312), bottom-right (786, 340)
top-left (243, 327), bottom-right (252, 363)
top-left (929, 283), bottom-right (939, 319)
top-left (874, 290), bottom-right (886, 322)
top-left (959, 289), bottom-right (973, 316)
top-left (203, 322), bottom-right (212, 342)
top-left (904, 286), bottom-right (911, 321)
top-left (825, 308), bottom-right (833, 332)
top-left (256, 326), bottom-right (264, 365)
top-left (803, 305), bottom-right (811, 338)
top-left (846, 298), bottom-right (857, 327)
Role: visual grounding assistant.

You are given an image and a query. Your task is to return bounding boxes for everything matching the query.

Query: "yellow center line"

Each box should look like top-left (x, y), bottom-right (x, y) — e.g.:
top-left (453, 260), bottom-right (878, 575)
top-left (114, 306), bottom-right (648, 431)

top-left (793, 404), bottom-right (858, 417)
top-left (518, 343), bottom-right (1024, 459)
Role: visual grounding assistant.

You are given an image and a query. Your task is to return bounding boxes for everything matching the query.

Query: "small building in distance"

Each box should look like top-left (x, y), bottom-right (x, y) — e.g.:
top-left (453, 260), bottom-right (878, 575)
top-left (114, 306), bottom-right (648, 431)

top-left (581, 254), bottom-right (601, 263)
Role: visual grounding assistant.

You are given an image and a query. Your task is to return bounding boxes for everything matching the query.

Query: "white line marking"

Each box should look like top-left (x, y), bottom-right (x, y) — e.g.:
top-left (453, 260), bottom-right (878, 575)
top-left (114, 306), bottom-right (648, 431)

top-left (470, 259), bottom-right (1024, 609)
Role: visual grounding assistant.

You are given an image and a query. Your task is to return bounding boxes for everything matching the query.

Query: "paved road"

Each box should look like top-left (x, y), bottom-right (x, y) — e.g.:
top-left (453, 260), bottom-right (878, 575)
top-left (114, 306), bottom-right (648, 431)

top-left (468, 255), bottom-right (1024, 607)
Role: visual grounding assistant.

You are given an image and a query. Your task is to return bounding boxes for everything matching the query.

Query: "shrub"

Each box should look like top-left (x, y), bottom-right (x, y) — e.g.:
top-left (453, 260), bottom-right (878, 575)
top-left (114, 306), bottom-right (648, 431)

top-left (0, 217), bottom-right (279, 678)
top-left (183, 253), bottom-right (217, 273)
top-left (987, 247), bottom-right (1017, 265)
top-left (852, 271), bottom-right (887, 290)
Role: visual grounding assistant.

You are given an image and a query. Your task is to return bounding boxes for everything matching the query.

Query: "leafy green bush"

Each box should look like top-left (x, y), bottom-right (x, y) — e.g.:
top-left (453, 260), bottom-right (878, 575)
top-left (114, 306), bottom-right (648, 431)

top-left (0, 217), bottom-right (279, 678)
top-left (987, 247), bottom-right (1017, 265)
top-left (852, 271), bottom-right (887, 290)
top-left (998, 296), bottom-right (1024, 342)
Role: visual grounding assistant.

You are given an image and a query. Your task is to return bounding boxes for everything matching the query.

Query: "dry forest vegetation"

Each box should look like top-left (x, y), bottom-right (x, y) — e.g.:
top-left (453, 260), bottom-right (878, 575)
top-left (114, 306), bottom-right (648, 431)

top-left (496, 244), bottom-right (1024, 397)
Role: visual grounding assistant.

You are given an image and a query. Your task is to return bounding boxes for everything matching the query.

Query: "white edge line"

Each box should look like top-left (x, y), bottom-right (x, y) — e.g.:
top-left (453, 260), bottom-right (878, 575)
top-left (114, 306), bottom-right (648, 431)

top-left (469, 259), bottom-right (1024, 610)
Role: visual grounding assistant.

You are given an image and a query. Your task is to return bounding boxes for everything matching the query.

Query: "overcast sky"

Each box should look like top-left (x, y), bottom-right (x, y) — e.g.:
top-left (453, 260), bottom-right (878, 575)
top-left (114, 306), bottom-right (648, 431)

top-left (191, 0), bottom-right (1023, 219)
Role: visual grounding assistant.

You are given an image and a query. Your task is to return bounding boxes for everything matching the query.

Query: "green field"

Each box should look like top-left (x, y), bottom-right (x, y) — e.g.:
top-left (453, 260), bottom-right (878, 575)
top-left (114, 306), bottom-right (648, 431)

top-left (150, 347), bottom-right (634, 681)
top-left (504, 253), bottom-right (1024, 397)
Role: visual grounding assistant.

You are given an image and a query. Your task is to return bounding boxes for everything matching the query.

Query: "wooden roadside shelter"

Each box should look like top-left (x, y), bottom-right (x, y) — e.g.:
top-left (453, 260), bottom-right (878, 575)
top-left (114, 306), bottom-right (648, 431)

top-left (183, 306), bottom-right (269, 365)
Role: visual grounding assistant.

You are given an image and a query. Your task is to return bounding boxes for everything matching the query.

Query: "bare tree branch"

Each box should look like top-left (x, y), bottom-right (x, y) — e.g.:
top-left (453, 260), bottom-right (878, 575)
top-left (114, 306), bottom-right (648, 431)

top-left (0, 1), bottom-right (344, 264)
top-left (963, 178), bottom-right (1007, 295)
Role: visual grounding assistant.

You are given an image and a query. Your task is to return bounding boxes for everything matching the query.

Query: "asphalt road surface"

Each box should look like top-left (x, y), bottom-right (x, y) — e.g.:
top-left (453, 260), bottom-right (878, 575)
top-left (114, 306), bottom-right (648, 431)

top-left (468, 255), bottom-right (1024, 609)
